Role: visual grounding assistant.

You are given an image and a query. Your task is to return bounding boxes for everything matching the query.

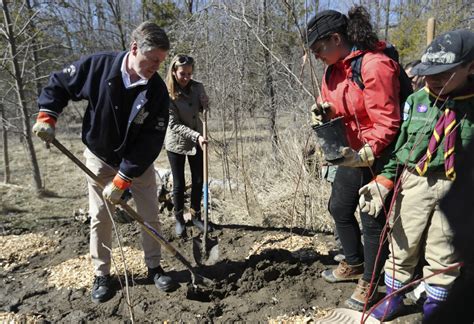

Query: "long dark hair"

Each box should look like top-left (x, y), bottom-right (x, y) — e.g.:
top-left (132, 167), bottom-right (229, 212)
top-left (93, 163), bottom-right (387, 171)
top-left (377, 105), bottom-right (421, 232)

top-left (345, 6), bottom-right (379, 51)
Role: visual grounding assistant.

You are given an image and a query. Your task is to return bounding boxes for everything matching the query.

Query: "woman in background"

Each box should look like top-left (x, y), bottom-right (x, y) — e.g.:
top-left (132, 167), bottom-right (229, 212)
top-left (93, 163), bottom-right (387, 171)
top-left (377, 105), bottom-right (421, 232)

top-left (165, 54), bottom-right (212, 238)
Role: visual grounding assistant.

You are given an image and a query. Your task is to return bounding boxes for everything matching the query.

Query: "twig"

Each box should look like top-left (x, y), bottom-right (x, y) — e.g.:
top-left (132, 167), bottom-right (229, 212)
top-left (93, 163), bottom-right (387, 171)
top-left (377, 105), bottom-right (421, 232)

top-left (104, 202), bottom-right (135, 323)
top-left (225, 3), bottom-right (314, 98)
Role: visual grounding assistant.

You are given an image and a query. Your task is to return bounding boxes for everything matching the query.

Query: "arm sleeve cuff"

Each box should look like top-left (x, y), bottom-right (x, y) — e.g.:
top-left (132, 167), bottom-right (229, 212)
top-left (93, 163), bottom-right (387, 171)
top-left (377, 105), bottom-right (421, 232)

top-left (113, 172), bottom-right (132, 190)
top-left (37, 111), bottom-right (57, 127)
top-left (375, 175), bottom-right (394, 190)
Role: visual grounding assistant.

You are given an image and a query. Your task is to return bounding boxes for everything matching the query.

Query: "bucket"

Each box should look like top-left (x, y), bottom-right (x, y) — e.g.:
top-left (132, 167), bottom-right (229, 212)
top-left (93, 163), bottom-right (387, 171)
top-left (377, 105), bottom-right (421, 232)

top-left (312, 116), bottom-right (348, 162)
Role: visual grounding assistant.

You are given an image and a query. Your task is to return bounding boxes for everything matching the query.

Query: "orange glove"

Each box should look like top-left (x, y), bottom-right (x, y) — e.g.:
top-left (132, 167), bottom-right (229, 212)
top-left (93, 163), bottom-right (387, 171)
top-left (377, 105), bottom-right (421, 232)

top-left (358, 175), bottom-right (394, 217)
top-left (103, 173), bottom-right (132, 204)
top-left (32, 112), bottom-right (56, 143)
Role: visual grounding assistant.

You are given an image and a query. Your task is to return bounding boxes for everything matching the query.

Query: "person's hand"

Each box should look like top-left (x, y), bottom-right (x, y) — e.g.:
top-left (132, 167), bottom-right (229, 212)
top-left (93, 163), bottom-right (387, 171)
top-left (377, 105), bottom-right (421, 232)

top-left (199, 93), bottom-right (209, 109)
top-left (331, 144), bottom-right (375, 168)
top-left (358, 175), bottom-right (394, 217)
top-left (198, 135), bottom-right (208, 150)
top-left (32, 112), bottom-right (56, 143)
top-left (310, 102), bottom-right (332, 126)
top-left (103, 174), bottom-right (131, 205)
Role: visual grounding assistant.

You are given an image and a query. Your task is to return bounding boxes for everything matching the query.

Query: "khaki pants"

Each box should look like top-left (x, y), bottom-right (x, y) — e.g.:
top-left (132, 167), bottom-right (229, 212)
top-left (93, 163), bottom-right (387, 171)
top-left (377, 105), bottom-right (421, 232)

top-left (84, 148), bottom-right (162, 276)
top-left (385, 170), bottom-right (459, 288)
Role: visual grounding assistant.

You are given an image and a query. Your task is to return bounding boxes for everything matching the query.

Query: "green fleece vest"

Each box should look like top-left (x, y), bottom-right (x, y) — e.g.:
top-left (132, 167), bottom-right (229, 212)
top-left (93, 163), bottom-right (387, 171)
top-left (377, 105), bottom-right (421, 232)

top-left (381, 86), bottom-right (474, 181)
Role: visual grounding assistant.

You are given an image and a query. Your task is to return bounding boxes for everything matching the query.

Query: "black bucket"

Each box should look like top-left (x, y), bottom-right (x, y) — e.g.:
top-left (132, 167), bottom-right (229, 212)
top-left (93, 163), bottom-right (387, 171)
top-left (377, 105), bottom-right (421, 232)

top-left (312, 116), bottom-right (348, 162)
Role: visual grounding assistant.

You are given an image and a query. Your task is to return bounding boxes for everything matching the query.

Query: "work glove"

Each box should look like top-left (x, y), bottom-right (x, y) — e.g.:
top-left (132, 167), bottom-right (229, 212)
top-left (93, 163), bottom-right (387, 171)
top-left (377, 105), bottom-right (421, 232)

top-left (112, 189), bottom-right (134, 223)
top-left (332, 144), bottom-right (375, 168)
top-left (32, 112), bottom-right (56, 143)
top-left (358, 175), bottom-right (394, 217)
top-left (103, 173), bottom-right (132, 205)
top-left (310, 102), bottom-right (332, 127)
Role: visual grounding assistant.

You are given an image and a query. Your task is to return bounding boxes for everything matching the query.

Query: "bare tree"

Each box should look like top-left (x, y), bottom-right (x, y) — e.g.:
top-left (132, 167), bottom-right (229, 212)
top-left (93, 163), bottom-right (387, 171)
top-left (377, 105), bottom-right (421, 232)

top-left (0, 100), bottom-right (10, 183)
top-left (107, 0), bottom-right (127, 50)
top-left (185, 0), bottom-right (193, 14)
top-left (384, 0), bottom-right (391, 40)
top-left (1, 0), bottom-right (42, 190)
top-left (25, 0), bottom-right (42, 96)
top-left (263, 0), bottom-right (278, 153)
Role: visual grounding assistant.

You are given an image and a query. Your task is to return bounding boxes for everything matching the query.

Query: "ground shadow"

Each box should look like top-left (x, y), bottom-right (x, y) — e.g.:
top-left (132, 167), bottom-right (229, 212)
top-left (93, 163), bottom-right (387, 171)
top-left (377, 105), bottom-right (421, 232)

top-left (216, 223), bottom-right (329, 237)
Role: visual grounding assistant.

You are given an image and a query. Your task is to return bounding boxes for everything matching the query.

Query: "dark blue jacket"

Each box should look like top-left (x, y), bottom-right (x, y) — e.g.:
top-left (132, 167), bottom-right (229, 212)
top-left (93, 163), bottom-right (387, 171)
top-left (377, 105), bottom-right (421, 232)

top-left (38, 51), bottom-right (169, 179)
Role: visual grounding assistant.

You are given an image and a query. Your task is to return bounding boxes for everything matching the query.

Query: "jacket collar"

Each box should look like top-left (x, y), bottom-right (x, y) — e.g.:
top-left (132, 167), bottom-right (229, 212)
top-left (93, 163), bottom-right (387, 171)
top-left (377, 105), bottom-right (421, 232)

top-left (425, 80), bottom-right (474, 102)
top-left (341, 41), bottom-right (388, 63)
top-left (106, 51), bottom-right (128, 82)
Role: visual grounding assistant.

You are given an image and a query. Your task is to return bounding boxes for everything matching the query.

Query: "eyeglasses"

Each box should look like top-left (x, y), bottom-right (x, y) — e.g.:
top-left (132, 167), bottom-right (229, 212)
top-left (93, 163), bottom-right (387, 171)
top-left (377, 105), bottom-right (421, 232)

top-left (174, 55), bottom-right (194, 67)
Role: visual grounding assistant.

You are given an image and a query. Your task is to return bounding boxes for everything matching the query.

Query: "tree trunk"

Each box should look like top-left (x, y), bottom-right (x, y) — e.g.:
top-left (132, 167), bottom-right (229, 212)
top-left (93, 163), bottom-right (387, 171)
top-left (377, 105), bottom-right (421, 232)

top-left (141, 0), bottom-right (150, 21)
top-left (25, 0), bottom-right (43, 97)
top-left (2, 0), bottom-right (43, 190)
top-left (313, 0), bottom-right (320, 14)
top-left (186, 0), bottom-right (193, 14)
top-left (107, 0), bottom-right (127, 51)
top-left (375, 0), bottom-right (381, 33)
top-left (385, 0), bottom-right (391, 41)
top-left (263, 0), bottom-right (278, 154)
top-left (0, 102), bottom-right (10, 184)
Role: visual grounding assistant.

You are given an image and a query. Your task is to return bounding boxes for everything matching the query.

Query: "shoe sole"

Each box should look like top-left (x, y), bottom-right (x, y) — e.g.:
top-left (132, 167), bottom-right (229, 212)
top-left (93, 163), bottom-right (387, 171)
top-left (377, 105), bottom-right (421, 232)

top-left (322, 271), bottom-right (363, 283)
top-left (344, 297), bottom-right (371, 312)
top-left (155, 282), bottom-right (174, 292)
top-left (91, 295), bottom-right (112, 304)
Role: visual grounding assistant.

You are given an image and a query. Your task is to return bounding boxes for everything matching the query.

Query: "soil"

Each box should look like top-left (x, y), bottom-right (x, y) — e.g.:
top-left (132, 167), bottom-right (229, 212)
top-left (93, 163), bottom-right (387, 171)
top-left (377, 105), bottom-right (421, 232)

top-left (0, 137), bottom-right (422, 322)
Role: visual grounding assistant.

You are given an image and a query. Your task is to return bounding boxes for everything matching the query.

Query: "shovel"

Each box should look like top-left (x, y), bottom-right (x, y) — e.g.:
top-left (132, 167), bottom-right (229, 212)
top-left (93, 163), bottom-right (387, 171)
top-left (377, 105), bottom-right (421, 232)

top-left (50, 139), bottom-right (214, 294)
top-left (192, 108), bottom-right (219, 266)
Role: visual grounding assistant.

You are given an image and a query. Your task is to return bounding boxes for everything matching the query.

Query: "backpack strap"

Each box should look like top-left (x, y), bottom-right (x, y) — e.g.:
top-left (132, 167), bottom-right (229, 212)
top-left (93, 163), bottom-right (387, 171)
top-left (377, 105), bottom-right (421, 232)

top-left (324, 65), bottom-right (334, 85)
top-left (350, 55), bottom-right (365, 90)
top-left (325, 53), bottom-right (369, 91)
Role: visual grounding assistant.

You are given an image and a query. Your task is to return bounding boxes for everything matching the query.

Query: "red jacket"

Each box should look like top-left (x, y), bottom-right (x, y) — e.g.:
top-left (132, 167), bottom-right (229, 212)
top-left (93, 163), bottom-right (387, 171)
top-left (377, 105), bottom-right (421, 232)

top-left (320, 42), bottom-right (401, 157)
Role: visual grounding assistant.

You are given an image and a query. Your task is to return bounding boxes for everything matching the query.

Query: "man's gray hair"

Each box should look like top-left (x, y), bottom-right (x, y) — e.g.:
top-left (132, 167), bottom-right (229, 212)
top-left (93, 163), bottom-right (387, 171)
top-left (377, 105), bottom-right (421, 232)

top-left (131, 21), bottom-right (170, 52)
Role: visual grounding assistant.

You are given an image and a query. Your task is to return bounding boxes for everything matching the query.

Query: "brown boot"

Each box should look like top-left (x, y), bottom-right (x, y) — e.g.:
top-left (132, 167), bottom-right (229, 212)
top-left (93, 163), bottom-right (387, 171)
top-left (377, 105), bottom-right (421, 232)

top-left (321, 260), bottom-right (364, 283)
top-left (344, 278), bottom-right (379, 311)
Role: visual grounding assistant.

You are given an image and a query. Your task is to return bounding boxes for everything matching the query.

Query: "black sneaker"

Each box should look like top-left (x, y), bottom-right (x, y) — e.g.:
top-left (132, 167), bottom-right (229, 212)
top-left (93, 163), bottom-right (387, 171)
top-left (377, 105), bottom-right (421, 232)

top-left (91, 275), bottom-right (113, 303)
top-left (148, 266), bottom-right (175, 292)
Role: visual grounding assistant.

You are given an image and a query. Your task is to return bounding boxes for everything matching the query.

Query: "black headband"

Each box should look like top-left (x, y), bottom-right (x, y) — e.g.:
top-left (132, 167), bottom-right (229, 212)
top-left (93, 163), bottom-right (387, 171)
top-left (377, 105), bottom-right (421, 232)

top-left (306, 10), bottom-right (348, 47)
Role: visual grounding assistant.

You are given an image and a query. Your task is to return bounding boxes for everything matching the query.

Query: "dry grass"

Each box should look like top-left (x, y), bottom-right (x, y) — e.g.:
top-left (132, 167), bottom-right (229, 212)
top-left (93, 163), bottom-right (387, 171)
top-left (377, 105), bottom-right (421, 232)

top-left (207, 118), bottom-right (333, 232)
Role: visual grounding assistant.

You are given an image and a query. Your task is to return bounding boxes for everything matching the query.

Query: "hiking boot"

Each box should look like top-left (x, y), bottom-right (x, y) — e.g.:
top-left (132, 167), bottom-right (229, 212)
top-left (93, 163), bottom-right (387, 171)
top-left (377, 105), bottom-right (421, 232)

top-left (175, 215), bottom-right (187, 238)
top-left (321, 260), bottom-right (364, 283)
top-left (423, 296), bottom-right (443, 321)
top-left (91, 275), bottom-right (113, 303)
top-left (423, 284), bottom-right (448, 322)
top-left (190, 210), bottom-right (214, 233)
top-left (148, 266), bottom-right (175, 292)
top-left (333, 253), bottom-right (346, 263)
top-left (345, 278), bottom-right (378, 311)
top-left (371, 276), bottom-right (405, 321)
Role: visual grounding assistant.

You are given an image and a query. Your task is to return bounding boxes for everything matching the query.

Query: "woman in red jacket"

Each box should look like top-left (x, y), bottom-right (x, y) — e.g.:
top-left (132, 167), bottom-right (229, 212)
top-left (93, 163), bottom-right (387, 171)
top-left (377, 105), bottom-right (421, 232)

top-left (306, 6), bottom-right (400, 310)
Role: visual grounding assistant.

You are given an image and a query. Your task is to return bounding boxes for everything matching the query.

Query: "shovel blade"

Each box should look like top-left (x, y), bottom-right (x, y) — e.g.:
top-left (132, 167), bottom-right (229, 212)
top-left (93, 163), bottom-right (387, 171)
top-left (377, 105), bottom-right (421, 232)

top-left (193, 236), bottom-right (219, 266)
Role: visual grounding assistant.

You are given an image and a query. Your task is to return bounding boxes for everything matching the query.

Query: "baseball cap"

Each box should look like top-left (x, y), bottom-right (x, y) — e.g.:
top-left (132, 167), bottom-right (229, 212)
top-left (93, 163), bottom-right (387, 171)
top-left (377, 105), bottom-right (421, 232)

top-left (411, 29), bottom-right (474, 76)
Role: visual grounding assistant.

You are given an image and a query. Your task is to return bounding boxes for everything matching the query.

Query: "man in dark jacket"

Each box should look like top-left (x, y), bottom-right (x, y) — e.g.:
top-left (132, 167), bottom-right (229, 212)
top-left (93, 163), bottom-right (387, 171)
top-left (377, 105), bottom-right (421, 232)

top-left (32, 21), bottom-right (174, 303)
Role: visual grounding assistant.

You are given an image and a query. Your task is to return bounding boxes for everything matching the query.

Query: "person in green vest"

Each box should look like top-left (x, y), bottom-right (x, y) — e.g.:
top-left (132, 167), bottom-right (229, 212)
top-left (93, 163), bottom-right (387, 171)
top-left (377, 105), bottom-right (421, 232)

top-left (359, 29), bottom-right (474, 322)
